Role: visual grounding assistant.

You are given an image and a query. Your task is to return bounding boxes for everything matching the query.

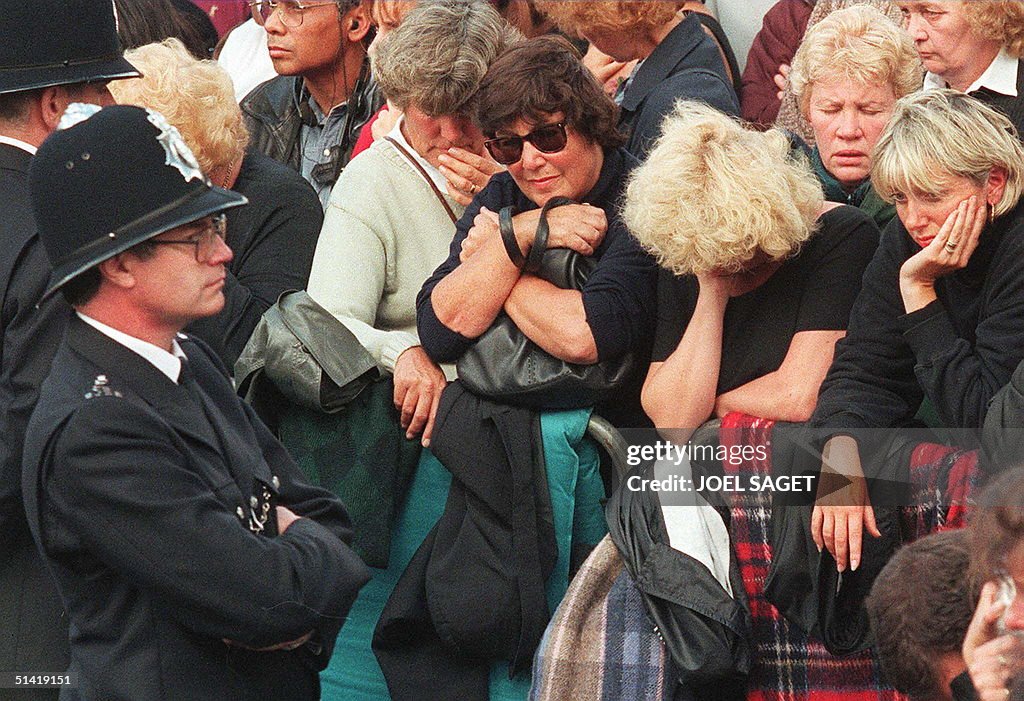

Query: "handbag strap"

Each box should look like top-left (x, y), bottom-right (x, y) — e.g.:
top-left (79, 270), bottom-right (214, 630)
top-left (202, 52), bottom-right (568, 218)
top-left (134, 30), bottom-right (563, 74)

top-left (524, 196), bottom-right (576, 274)
top-left (499, 206), bottom-right (525, 269)
top-left (384, 136), bottom-right (458, 224)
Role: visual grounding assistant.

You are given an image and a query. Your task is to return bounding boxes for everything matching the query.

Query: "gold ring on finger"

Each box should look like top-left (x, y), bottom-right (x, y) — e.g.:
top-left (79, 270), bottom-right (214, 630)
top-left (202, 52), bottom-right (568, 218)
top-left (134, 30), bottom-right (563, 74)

top-left (470, 183), bottom-right (478, 195)
top-left (945, 241), bottom-right (959, 251)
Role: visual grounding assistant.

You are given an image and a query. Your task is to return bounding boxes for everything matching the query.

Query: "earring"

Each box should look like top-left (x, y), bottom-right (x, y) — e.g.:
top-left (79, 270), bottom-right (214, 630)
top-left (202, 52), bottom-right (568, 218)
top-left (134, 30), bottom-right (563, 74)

top-left (988, 202), bottom-right (994, 226)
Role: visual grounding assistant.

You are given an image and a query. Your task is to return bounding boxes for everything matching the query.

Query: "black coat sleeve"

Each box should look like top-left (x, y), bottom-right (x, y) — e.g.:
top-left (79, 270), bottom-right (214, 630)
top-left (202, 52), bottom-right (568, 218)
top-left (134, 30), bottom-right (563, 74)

top-left (0, 238), bottom-right (70, 538)
top-left (813, 212), bottom-right (1024, 431)
top-left (416, 183), bottom-right (502, 363)
top-left (627, 69), bottom-right (739, 160)
top-left (416, 172), bottom-right (657, 365)
top-left (899, 255), bottom-right (1024, 428)
top-left (810, 223), bottom-right (923, 431)
top-left (579, 219), bottom-right (658, 362)
top-left (44, 398), bottom-right (369, 650)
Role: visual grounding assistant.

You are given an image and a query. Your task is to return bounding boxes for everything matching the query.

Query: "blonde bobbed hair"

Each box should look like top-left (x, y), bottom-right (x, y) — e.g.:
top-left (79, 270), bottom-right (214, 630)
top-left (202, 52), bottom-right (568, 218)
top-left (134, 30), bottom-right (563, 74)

top-left (623, 101), bottom-right (824, 277)
top-left (109, 39), bottom-right (248, 176)
top-left (790, 4), bottom-right (923, 119)
top-left (964, 1), bottom-right (1024, 58)
top-left (872, 90), bottom-right (1024, 218)
top-left (535, 1), bottom-right (683, 39)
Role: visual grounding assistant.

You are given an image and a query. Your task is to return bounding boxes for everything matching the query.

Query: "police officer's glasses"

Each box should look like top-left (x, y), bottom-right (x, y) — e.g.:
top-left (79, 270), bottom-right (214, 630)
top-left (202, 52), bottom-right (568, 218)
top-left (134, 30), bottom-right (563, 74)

top-left (149, 215), bottom-right (227, 263)
top-left (484, 123), bottom-right (568, 166)
top-left (249, 0), bottom-right (338, 28)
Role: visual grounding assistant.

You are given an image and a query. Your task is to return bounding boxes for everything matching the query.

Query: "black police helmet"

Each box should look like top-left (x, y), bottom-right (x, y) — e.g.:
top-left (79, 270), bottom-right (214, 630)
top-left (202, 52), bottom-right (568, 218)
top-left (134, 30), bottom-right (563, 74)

top-left (29, 104), bottom-right (247, 300)
top-left (0, 0), bottom-right (139, 95)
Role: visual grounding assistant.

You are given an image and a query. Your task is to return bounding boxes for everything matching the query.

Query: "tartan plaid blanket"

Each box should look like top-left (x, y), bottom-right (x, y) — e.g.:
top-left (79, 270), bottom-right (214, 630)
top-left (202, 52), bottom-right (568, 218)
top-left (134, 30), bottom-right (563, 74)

top-left (719, 412), bottom-right (980, 701)
top-left (531, 415), bottom-right (980, 700)
top-left (530, 537), bottom-right (674, 701)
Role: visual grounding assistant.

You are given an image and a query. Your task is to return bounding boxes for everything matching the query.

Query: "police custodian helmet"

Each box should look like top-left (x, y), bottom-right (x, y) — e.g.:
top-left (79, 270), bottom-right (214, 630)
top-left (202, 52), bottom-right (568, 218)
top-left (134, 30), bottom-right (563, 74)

top-left (0, 0), bottom-right (139, 94)
top-left (28, 104), bottom-right (247, 299)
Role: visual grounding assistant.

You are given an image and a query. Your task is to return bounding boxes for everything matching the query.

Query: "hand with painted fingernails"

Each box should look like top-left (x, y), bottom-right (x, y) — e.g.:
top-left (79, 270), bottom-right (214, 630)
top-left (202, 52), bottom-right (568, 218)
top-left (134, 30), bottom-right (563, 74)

top-left (810, 435), bottom-right (881, 573)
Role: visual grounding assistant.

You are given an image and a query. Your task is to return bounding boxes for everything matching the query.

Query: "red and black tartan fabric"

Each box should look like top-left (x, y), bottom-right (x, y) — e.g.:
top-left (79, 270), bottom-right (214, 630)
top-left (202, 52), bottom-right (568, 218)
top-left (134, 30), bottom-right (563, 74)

top-left (718, 413), bottom-right (980, 701)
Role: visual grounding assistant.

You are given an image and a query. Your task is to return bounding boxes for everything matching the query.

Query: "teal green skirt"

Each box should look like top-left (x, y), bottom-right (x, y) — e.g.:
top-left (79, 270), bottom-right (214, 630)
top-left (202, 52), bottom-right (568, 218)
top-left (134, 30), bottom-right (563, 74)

top-left (321, 409), bottom-right (608, 700)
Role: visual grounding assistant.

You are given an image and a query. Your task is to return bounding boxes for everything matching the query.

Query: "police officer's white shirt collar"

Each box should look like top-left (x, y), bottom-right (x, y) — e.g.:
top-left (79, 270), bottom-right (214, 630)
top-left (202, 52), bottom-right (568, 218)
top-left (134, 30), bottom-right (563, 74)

top-left (0, 135), bottom-right (37, 155)
top-left (924, 48), bottom-right (1019, 97)
top-left (77, 312), bottom-right (188, 384)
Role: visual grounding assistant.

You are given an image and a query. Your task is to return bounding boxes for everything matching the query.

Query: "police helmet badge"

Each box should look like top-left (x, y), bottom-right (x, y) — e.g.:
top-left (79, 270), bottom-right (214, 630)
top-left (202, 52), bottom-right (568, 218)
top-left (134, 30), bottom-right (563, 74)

top-left (56, 102), bottom-right (102, 131)
top-left (145, 109), bottom-right (206, 184)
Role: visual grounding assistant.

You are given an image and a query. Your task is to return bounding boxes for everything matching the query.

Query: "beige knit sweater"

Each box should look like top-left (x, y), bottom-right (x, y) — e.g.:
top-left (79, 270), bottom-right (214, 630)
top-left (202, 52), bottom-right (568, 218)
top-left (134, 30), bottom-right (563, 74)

top-left (307, 139), bottom-right (465, 374)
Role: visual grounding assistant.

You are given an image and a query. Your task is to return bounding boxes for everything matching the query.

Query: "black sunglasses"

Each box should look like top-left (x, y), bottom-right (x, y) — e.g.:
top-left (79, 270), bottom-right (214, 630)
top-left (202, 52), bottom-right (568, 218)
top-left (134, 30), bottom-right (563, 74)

top-left (484, 122), bottom-right (568, 165)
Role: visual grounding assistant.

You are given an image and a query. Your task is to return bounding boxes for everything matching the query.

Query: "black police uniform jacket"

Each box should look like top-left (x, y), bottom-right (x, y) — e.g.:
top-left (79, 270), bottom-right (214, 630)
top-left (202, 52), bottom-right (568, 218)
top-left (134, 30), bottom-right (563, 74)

top-left (21, 316), bottom-right (370, 701)
top-left (0, 141), bottom-right (71, 690)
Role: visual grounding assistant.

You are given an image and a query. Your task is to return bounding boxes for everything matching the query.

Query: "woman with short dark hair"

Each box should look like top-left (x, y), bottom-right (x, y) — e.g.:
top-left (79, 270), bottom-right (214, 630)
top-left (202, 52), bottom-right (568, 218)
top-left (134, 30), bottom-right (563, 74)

top-left (416, 35), bottom-right (657, 426)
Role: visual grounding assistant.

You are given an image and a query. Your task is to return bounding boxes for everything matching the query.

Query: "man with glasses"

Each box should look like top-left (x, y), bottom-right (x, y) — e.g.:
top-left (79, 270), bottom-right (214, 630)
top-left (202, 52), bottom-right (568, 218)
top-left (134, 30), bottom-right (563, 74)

top-left (240, 0), bottom-right (379, 208)
top-left (0, 2), bottom-right (139, 695)
top-left (22, 104), bottom-right (369, 700)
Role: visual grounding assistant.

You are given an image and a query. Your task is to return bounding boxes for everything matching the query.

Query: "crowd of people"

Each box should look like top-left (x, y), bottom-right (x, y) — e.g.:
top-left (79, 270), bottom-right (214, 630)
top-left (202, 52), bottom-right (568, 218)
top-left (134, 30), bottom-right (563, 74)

top-left (1, 1), bottom-right (1024, 700)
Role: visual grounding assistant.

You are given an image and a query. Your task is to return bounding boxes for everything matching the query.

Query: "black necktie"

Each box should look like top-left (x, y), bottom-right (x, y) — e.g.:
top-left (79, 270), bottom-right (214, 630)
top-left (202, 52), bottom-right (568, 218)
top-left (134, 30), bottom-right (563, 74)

top-left (177, 356), bottom-right (195, 387)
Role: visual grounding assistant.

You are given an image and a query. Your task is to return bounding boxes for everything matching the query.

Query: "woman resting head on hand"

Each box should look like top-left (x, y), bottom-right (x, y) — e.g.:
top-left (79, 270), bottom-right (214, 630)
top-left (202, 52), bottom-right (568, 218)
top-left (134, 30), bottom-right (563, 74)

top-left (809, 90), bottom-right (1024, 574)
top-left (625, 101), bottom-right (880, 439)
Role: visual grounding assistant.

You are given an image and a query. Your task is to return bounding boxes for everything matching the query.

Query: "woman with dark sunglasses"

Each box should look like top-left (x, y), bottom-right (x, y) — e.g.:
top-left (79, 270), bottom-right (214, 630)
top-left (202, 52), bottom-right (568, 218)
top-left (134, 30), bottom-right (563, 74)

top-left (416, 34), bottom-right (658, 426)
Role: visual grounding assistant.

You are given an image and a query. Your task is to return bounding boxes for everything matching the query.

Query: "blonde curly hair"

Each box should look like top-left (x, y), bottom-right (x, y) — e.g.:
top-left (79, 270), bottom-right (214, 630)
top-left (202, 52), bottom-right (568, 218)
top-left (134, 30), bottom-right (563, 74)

top-left (109, 39), bottom-right (248, 175)
top-left (623, 101), bottom-right (823, 276)
top-left (965, 0), bottom-right (1024, 58)
top-left (534, 0), bottom-right (682, 39)
top-left (790, 5), bottom-right (923, 120)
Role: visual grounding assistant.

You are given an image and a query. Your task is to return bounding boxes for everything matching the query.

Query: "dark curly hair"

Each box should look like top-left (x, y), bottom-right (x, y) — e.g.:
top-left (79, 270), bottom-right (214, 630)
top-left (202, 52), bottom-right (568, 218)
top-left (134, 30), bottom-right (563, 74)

top-left (866, 530), bottom-right (979, 700)
top-left (475, 34), bottom-right (624, 150)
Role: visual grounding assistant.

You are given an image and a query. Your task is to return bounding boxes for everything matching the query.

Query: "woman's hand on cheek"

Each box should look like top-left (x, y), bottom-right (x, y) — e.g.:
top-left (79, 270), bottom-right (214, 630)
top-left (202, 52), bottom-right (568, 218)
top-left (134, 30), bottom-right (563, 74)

top-left (899, 196), bottom-right (985, 313)
top-left (439, 148), bottom-right (504, 207)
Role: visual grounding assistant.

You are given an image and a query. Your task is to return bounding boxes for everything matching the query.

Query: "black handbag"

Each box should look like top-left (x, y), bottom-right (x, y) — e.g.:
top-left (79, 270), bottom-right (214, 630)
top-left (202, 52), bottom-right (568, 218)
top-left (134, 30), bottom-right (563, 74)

top-left (456, 198), bottom-right (636, 409)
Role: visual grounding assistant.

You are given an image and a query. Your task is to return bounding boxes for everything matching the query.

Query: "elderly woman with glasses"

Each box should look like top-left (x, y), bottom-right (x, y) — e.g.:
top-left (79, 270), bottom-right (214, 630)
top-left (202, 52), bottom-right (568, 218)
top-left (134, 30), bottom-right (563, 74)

top-left (808, 90), bottom-right (1024, 575)
top-left (416, 35), bottom-right (658, 426)
top-left (788, 4), bottom-right (923, 230)
top-left (109, 38), bottom-right (323, 368)
top-left (899, 0), bottom-right (1024, 137)
top-left (307, 0), bottom-right (514, 446)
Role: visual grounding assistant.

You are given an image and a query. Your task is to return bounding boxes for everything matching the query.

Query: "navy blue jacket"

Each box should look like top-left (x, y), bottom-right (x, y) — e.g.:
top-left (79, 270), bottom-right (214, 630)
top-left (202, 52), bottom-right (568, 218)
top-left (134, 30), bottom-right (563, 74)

top-left (619, 12), bottom-right (739, 159)
top-left (22, 317), bottom-right (369, 700)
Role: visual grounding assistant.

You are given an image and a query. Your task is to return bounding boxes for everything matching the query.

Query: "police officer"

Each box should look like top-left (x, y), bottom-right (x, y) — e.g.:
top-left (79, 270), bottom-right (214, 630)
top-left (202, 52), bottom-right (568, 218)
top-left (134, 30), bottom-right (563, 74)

top-left (0, 2), bottom-right (139, 694)
top-left (22, 104), bottom-right (369, 700)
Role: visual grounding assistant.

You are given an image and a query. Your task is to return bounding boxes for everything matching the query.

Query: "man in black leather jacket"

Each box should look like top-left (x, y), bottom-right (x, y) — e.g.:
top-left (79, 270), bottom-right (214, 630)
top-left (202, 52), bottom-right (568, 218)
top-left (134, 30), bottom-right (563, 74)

top-left (240, 0), bottom-right (379, 208)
